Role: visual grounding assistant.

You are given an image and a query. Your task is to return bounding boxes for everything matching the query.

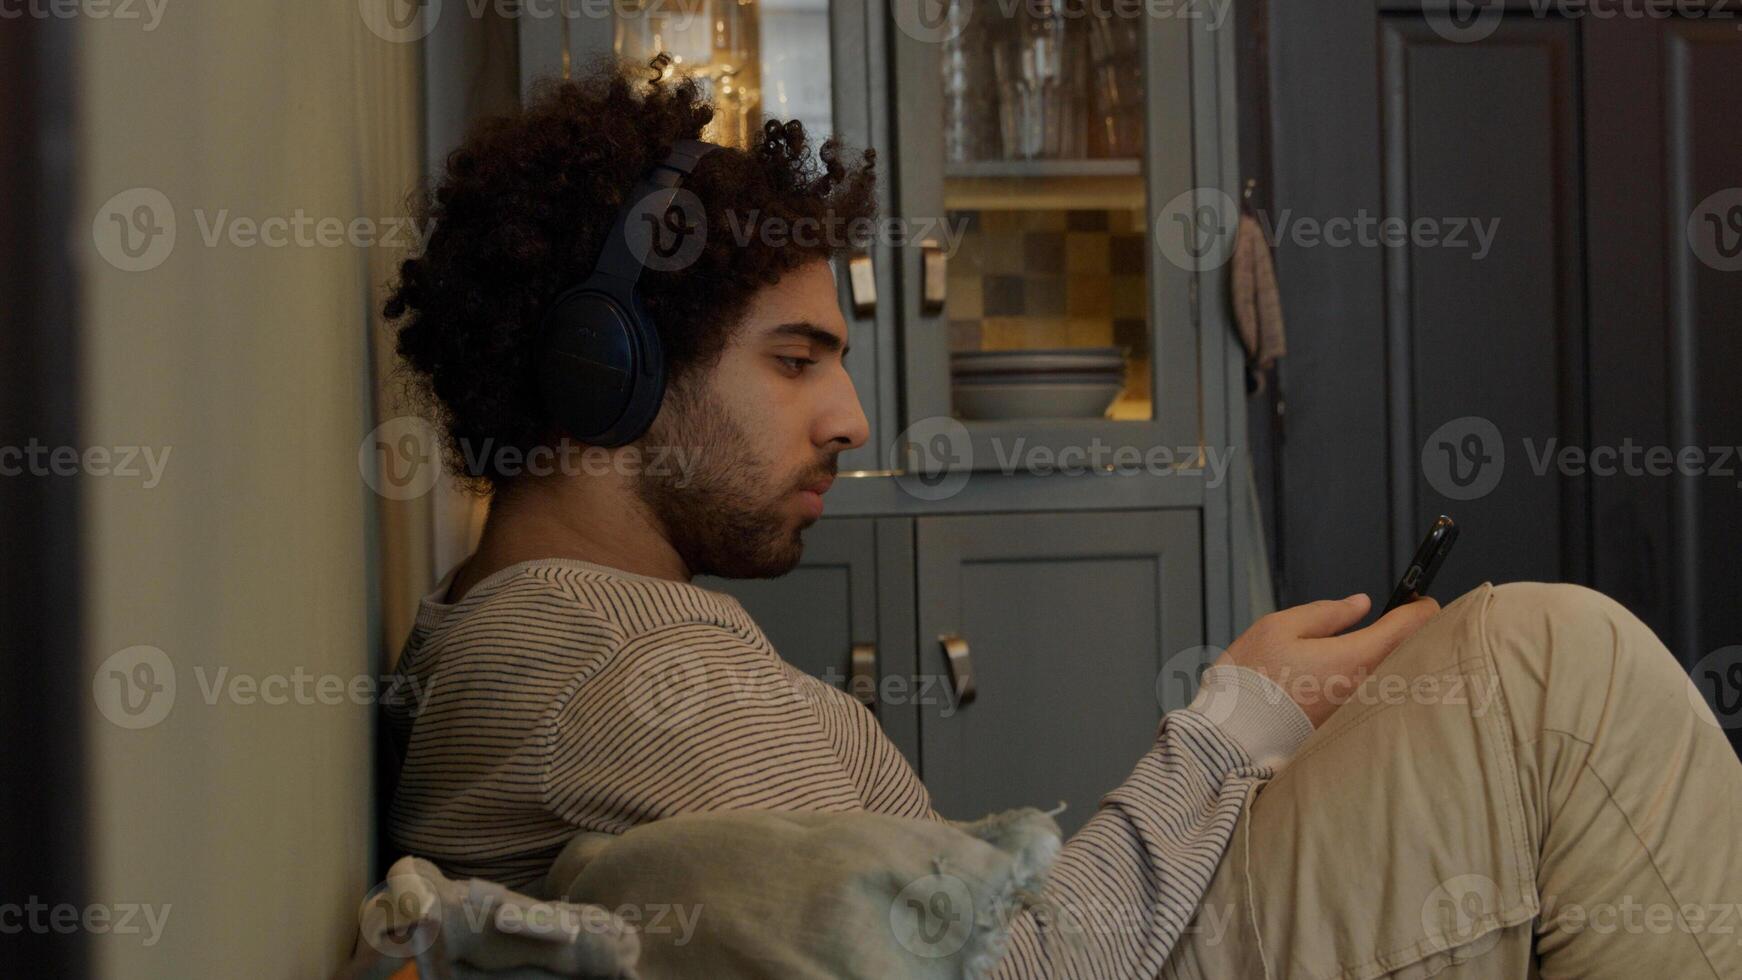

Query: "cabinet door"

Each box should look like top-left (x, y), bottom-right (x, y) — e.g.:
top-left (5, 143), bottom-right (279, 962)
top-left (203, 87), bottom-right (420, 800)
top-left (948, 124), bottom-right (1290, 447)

top-left (915, 510), bottom-right (1201, 835)
top-left (888, 1), bottom-right (1208, 470)
top-left (696, 517), bottom-right (918, 765)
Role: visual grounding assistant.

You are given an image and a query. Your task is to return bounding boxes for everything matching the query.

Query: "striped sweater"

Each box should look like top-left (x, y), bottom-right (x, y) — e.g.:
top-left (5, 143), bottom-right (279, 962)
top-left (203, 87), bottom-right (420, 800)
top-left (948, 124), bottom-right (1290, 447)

top-left (383, 558), bottom-right (1314, 977)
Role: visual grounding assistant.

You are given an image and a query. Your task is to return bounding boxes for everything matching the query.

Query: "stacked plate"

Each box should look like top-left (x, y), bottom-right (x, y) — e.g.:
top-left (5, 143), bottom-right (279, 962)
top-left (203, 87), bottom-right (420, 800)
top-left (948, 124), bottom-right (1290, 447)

top-left (950, 347), bottom-right (1127, 420)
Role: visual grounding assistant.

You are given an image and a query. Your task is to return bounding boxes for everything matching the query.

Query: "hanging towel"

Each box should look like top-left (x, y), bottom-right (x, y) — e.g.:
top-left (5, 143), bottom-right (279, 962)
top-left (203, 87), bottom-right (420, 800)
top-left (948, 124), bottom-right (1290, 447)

top-left (1230, 211), bottom-right (1287, 386)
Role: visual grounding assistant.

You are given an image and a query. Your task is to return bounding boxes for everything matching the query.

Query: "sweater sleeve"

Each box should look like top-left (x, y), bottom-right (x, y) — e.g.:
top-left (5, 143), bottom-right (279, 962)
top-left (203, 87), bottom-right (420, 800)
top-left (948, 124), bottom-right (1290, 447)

top-left (979, 665), bottom-right (1313, 978)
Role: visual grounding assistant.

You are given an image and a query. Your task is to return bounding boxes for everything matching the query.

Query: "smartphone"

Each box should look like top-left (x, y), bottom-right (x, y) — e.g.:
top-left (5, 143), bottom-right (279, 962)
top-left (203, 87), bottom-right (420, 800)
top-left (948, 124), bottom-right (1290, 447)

top-left (1381, 515), bottom-right (1459, 615)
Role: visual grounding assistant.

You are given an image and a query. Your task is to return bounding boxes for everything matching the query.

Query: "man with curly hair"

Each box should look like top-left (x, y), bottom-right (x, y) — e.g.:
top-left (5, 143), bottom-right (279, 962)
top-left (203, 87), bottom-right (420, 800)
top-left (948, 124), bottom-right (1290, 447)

top-left (380, 60), bottom-right (1742, 979)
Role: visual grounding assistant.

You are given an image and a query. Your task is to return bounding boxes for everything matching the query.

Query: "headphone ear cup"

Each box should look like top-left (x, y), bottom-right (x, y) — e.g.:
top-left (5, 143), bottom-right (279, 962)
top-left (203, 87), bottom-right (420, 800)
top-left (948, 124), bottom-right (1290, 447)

top-left (538, 284), bottom-right (665, 448)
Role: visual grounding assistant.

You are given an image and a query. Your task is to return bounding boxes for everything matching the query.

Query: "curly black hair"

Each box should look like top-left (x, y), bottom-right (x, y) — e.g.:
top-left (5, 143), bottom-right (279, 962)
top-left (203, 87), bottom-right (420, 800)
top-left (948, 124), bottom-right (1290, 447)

top-left (384, 56), bottom-right (878, 494)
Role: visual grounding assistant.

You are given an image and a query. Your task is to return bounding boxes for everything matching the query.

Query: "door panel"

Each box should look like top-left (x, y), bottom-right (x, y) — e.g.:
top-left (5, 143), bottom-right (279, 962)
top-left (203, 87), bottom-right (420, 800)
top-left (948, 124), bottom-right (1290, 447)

top-left (915, 510), bottom-right (1202, 836)
top-left (1379, 16), bottom-right (1587, 599)
top-left (1585, 19), bottom-right (1742, 759)
top-left (1666, 26), bottom-right (1742, 671)
top-left (891, 0), bottom-right (1205, 471)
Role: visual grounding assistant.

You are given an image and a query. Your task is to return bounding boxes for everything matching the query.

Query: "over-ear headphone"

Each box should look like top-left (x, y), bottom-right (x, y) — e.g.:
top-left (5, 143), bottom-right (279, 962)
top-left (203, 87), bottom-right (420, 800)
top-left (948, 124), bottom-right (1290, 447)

top-left (538, 138), bottom-right (719, 447)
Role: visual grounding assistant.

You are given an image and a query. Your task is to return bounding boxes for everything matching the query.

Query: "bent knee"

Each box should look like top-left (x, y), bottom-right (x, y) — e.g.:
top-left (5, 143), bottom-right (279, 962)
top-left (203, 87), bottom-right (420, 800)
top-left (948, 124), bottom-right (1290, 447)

top-left (1484, 582), bottom-right (1658, 663)
top-left (1487, 581), bottom-right (1633, 633)
top-left (1484, 582), bottom-right (1686, 726)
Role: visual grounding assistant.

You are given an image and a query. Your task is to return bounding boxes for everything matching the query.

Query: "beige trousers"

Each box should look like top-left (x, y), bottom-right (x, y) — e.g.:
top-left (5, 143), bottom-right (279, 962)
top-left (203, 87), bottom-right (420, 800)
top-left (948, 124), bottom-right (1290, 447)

top-left (1164, 582), bottom-right (1742, 979)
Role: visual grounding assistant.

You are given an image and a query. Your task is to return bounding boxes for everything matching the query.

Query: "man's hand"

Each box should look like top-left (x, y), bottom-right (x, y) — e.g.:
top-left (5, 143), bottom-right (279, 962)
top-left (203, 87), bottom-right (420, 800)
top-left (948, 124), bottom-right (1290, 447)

top-left (1217, 594), bottom-right (1440, 728)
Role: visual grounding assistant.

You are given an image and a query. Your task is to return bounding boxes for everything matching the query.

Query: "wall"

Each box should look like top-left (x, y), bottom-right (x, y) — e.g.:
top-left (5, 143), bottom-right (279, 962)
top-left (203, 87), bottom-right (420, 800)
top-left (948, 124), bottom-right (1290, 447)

top-left (77, 1), bottom-right (421, 974)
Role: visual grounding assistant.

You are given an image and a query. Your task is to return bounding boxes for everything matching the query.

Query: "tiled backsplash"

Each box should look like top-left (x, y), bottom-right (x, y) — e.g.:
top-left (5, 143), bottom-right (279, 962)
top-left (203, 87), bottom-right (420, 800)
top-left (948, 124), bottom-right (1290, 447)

top-left (945, 206), bottom-right (1152, 408)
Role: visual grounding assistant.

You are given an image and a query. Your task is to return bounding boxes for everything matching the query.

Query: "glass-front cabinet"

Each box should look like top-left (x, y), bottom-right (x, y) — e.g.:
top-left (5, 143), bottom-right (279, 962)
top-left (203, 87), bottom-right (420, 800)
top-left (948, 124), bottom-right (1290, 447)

top-left (935, 0), bottom-right (1152, 423)
top-left (891, 0), bottom-right (1208, 477)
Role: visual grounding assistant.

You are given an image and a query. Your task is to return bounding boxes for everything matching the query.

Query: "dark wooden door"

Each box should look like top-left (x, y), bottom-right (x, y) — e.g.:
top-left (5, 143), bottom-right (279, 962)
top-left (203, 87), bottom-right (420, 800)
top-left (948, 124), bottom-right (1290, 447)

top-left (1260, 3), bottom-right (1742, 752)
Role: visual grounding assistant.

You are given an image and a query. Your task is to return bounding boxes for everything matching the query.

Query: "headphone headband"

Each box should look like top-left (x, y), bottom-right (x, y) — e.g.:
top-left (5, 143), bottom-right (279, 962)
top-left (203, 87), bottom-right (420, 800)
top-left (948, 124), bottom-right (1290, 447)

top-left (591, 138), bottom-right (718, 283)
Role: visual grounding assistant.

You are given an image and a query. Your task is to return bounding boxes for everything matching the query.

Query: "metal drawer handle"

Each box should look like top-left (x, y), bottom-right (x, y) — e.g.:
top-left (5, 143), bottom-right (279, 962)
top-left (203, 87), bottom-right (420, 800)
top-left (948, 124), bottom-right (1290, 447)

top-left (938, 633), bottom-right (976, 706)
top-left (847, 252), bottom-right (877, 315)
top-left (850, 643), bottom-right (878, 713)
top-left (921, 240), bottom-right (947, 313)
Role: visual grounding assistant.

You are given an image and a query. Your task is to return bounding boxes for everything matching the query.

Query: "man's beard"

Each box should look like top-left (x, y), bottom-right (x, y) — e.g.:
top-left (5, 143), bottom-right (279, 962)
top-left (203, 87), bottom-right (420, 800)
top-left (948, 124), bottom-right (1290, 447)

top-left (633, 379), bottom-right (834, 579)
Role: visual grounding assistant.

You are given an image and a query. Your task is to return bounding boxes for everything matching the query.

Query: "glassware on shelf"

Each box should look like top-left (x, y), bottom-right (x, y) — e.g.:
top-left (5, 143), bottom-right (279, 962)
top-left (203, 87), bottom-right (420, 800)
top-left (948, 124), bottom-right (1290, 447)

top-left (940, 0), bottom-right (1142, 164)
top-left (1086, 16), bottom-right (1143, 158)
top-left (942, 0), bottom-right (1000, 163)
top-left (989, 0), bottom-right (1087, 160)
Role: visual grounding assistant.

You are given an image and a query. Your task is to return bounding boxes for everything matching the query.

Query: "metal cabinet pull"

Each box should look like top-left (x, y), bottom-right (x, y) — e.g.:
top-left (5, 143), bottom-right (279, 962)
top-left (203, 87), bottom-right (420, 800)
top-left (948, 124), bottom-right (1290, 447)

top-left (921, 241), bottom-right (947, 313)
top-left (847, 252), bottom-right (877, 315)
top-left (938, 633), bottom-right (976, 706)
top-left (849, 643), bottom-right (878, 712)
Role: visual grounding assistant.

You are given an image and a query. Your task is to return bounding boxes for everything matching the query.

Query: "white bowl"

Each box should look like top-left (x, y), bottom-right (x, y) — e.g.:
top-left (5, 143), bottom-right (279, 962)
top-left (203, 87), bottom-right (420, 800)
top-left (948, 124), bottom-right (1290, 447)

top-left (952, 380), bottom-right (1125, 420)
